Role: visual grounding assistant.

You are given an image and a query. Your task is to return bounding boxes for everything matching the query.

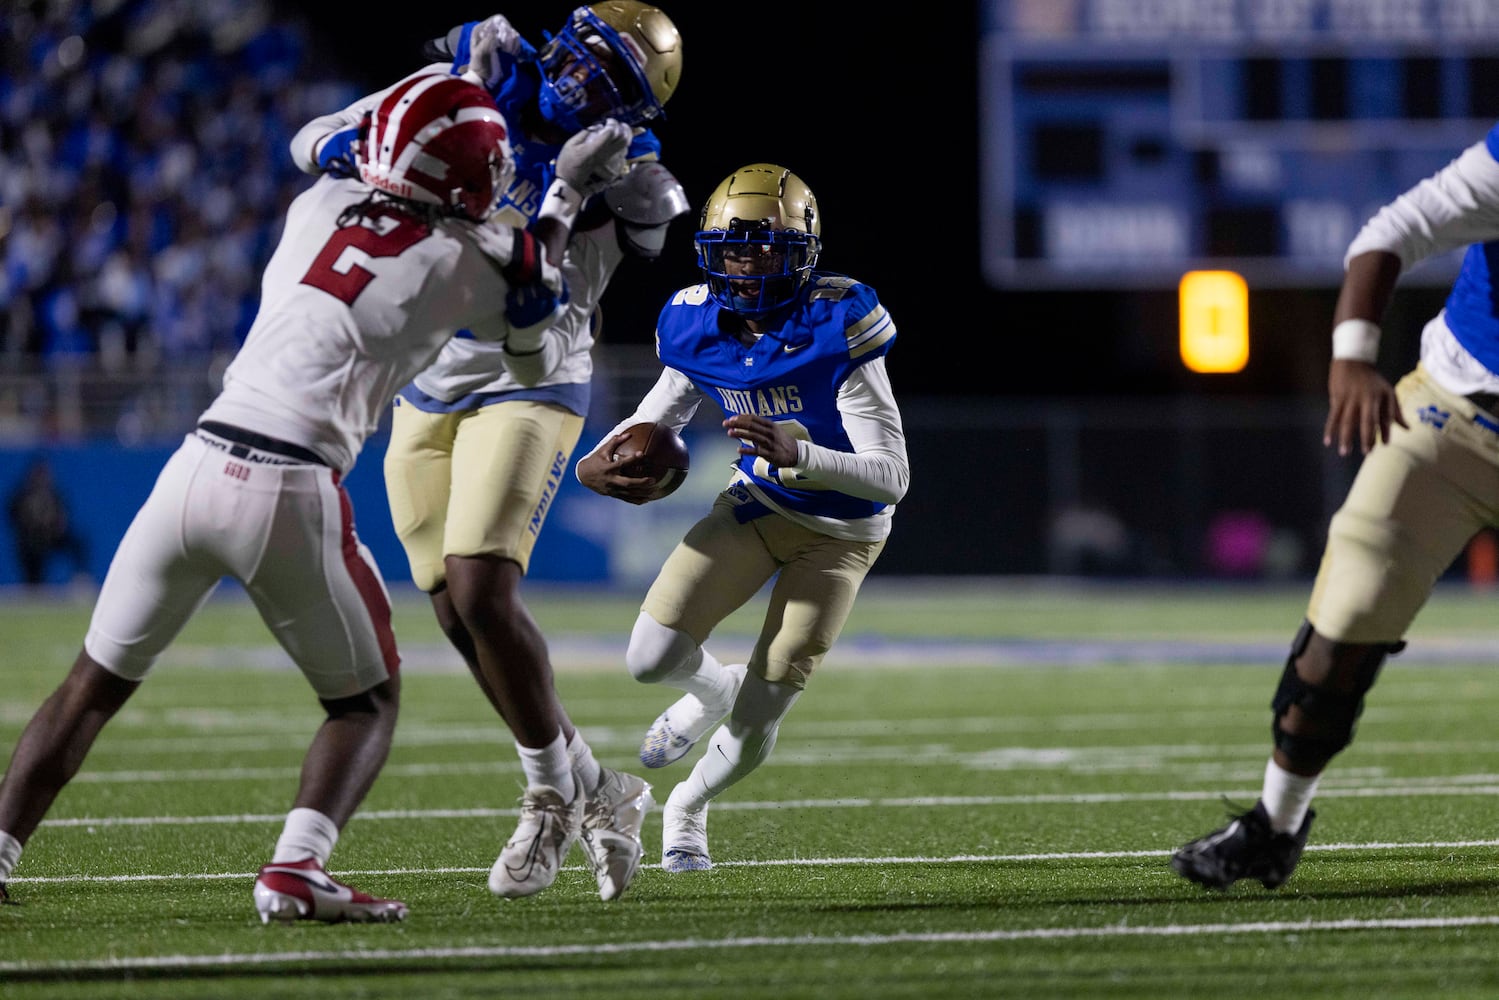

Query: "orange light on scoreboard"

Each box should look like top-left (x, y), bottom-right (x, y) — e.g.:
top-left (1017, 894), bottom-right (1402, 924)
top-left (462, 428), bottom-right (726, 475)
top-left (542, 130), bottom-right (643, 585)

top-left (1179, 270), bottom-right (1248, 374)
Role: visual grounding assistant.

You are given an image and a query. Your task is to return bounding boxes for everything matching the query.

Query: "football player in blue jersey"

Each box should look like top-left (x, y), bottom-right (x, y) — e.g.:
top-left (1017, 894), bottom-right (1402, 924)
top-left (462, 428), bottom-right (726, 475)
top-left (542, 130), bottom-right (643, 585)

top-left (576, 163), bottom-right (911, 871)
top-left (1173, 124), bottom-right (1499, 891)
top-left (290, 2), bottom-right (687, 902)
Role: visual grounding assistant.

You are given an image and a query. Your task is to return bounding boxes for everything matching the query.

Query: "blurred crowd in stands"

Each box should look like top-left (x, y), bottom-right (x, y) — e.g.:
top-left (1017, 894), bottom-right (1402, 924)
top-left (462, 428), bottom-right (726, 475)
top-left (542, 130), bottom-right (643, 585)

top-left (0, 0), bottom-right (362, 440)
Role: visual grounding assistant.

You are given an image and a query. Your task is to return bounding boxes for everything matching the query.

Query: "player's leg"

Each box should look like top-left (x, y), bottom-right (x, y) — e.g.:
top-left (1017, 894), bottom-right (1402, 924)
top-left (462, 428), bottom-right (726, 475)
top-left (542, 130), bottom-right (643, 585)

top-left (630, 495), bottom-right (778, 768)
top-left (0, 438), bottom-right (222, 898)
top-left (384, 404), bottom-right (483, 684)
top-left (442, 400), bottom-right (632, 897)
top-left (241, 464), bottom-right (405, 923)
top-left (385, 400), bottom-right (615, 883)
top-left (660, 520), bottom-right (884, 871)
top-left (0, 651), bottom-right (139, 896)
top-left (1174, 367), bottom-right (1494, 890)
top-left (443, 402), bottom-right (582, 746)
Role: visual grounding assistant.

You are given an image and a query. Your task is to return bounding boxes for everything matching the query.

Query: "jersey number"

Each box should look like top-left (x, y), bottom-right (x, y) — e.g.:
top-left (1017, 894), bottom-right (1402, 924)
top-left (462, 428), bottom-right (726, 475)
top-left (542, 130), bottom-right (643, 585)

top-left (754, 418), bottom-right (822, 488)
top-left (301, 211), bottom-right (430, 305)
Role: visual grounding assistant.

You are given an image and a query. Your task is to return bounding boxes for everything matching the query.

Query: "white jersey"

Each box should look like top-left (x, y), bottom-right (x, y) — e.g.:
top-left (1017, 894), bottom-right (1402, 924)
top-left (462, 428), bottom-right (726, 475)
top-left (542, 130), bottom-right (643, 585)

top-left (199, 174), bottom-right (558, 473)
top-left (86, 172), bottom-right (561, 692)
top-left (1343, 132), bottom-right (1499, 396)
top-left (291, 64), bottom-right (625, 412)
top-left (412, 212), bottom-right (622, 402)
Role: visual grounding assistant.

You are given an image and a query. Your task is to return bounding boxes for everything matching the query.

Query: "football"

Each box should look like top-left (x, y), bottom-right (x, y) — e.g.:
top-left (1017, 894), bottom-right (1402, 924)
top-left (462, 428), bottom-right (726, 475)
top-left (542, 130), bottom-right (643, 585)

top-left (610, 421), bottom-right (690, 500)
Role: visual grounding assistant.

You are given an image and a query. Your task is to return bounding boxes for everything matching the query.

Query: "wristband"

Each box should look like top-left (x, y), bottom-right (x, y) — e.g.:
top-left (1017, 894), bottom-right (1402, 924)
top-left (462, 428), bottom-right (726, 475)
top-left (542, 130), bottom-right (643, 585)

top-left (1331, 318), bottom-right (1380, 363)
top-left (538, 178), bottom-right (584, 230)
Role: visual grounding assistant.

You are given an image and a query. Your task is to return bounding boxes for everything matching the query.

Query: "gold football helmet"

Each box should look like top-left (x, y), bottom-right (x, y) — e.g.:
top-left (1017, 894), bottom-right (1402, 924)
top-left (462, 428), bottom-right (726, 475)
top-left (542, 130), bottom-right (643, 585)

top-left (696, 163), bottom-right (822, 315)
top-left (538, 1), bottom-right (682, 131)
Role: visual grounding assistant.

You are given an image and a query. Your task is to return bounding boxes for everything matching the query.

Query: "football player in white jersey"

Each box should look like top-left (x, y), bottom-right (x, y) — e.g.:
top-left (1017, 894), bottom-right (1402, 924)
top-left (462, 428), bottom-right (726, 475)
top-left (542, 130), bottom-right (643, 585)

top-left (576, 164), bottom-right (911, 871)
top-left (0, 74), bottom-right (631, 921)
top-left (291, 3), bottom-right (686, 902)
top-left (1173, 123), bottom-right (1499, 892)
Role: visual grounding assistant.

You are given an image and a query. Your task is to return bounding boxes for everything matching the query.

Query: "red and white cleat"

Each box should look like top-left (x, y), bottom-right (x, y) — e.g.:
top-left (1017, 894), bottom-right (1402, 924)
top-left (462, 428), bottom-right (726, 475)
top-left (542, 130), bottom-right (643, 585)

top-left (253, 858), bottom-right (407, 924)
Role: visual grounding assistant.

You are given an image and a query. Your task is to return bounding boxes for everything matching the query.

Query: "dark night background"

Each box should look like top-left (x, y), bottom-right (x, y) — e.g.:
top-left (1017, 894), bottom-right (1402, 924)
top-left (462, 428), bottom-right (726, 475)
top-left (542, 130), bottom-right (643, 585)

top-left (291, 1), bottom-right (1430, 405)
top-left (0, 0), bottom-right (1476, 584)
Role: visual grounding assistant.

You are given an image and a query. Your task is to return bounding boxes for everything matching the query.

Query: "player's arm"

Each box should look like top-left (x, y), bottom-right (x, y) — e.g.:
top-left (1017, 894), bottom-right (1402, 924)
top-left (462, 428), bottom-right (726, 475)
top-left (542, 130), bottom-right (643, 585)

top-left (1322, 129), bottom-right (1499, 455)
top-left (461, 223), bottom-right (568, 386)
top-left (728, 358), bottom-right (910, 504)
top-left (533, 119), bottom-right (633, 265)
top-left (1344, 133), bottom-right (1499, 273)
top-left (576, 367), bottom-right (703, 502)
top-left (459, 121), bottom-right (632, 384)
top-left (1324, 250), bottom-right (1405, 457)
top-left (427, 14), bottom-right (537, 93)
top-left (496, 274), bottom-right (568, 386)
top-left (289, 66), bottom-right (450, 176)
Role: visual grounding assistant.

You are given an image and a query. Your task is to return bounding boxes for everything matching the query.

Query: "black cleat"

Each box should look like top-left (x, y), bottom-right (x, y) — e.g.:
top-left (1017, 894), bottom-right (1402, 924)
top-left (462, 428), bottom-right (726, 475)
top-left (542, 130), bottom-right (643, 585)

top-left (1171, 800), bottom-right (1313, 890)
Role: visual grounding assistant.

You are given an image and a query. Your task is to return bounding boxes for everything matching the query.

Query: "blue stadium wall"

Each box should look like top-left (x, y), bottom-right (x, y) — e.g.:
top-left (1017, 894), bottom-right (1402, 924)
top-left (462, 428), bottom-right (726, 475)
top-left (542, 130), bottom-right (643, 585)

top-left (0, 430), bottom-right (753, 591)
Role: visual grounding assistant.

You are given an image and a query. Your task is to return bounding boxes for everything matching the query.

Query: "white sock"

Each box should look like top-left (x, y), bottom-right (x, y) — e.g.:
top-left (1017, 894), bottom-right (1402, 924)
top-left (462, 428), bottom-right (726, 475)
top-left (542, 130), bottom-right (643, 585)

top-left (0, 830), bottom-right (22, 881)
top-left (271, 808), bottom-right (339, 866)
top-left (671, 649), bottom-right (738, 707)
top-left (1261, 758), bottom-right (1320, 833)
top-left (567, 729), bottom-right (603, 795)
top-left (673, 673), bottom-right (800, 812)
top-left (516, 731), bottom-right (576, 802)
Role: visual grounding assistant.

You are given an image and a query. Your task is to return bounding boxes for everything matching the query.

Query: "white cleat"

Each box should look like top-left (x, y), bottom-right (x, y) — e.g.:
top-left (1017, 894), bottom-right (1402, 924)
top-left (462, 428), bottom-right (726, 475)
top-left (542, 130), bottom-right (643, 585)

top-left (660, 788), bottom-right (712, 872)
top-left (253, 858), bottom-right (407, 924)
top-left (579, 767), bottom-right (653, 900)
top-left (488, 784), bottom-right (583, 898)
top-left (639, 663), bottom-right (748, 769)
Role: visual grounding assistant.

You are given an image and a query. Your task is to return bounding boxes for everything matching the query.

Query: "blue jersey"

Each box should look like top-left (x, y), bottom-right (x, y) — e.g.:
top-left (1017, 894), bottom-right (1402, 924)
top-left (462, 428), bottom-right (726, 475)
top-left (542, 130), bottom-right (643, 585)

top-left (449, 22), bottom-right (661, 225)
top-left (654, 273), bottom-right (896, 521)
top-left (1443, 124), bottom-right (1499, 374)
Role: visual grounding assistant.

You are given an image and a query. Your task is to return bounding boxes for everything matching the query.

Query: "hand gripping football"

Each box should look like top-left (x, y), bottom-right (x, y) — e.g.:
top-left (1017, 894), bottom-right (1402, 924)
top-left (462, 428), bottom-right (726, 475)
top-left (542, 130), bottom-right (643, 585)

top-left (610, 421), bottom-right (690, 500)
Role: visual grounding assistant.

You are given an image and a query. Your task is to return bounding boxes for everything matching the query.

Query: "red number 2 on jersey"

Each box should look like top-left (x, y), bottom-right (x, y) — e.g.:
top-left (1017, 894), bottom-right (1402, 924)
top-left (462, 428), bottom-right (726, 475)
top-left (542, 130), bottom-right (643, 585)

top-left (301, 206), bottom-right (431, 306)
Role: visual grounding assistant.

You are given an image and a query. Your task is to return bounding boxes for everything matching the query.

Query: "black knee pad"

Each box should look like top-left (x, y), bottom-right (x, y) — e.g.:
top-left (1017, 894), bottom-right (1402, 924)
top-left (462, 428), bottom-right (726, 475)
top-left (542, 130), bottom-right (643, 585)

top-left (1270, 620), bottom-right (1403, 762)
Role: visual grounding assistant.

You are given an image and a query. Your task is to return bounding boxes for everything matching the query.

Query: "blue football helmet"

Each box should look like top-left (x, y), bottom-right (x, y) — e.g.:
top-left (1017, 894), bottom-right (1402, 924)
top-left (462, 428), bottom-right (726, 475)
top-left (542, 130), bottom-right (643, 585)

top-left (537, 1), bottom-right (682, 132)
top-left (695, 163), bottom-right (821, 317)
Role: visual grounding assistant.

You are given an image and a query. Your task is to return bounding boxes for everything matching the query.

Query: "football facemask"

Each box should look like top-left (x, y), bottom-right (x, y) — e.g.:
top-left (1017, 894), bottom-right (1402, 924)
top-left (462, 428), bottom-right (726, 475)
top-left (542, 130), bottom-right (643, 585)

top-left (695, 163), bottom-right (821, 316)
top-left (697, 229), bottom-right (819, 315)
top-left (537, 2), bottom-right (681, 131)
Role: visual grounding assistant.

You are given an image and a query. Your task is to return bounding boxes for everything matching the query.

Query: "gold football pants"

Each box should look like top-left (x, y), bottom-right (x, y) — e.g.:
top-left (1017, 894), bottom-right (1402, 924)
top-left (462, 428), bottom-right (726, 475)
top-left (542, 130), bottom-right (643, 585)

top-left (384, 399), bottom-right (583, 591)
top-left (1308, 363), bottom-right (1499, 642)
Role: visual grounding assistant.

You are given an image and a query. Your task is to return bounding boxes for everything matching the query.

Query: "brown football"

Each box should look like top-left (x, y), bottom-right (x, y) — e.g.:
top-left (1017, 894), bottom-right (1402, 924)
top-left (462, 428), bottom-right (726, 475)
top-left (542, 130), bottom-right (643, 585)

top-left (610, 421), bottom-right (690, 500)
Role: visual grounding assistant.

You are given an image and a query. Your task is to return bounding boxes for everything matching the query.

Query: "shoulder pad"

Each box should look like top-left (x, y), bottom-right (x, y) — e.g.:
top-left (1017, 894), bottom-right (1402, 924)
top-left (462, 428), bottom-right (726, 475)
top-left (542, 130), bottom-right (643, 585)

top-left (808, 274), bottom-right (859, 301)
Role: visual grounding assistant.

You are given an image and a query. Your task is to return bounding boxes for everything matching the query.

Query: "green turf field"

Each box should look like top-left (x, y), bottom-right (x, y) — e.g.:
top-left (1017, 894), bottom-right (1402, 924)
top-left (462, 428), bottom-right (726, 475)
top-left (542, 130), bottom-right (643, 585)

top-left (4, 578), bottom-right (1499, 998)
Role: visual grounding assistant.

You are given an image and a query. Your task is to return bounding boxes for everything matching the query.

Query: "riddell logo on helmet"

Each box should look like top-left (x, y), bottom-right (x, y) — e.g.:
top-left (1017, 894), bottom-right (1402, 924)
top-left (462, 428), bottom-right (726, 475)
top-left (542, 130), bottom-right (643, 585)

top-left (371, 178), bottom-right (415, 199)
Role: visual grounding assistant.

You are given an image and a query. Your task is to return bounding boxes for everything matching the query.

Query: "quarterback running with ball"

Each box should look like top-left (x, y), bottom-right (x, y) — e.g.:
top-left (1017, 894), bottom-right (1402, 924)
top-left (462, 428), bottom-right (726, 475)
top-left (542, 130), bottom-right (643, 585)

top-left (577, 163), bottom-right (910, 871)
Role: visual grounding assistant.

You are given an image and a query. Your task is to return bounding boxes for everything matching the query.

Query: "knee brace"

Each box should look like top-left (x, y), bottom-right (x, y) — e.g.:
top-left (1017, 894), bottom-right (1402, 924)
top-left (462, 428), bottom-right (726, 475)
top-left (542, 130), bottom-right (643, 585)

top-left (1270, 620), bottom-right (1403, 764)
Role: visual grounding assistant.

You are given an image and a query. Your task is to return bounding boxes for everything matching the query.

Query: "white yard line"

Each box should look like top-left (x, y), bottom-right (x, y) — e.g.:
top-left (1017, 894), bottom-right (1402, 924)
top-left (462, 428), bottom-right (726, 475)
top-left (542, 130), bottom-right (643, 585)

top-left (4, 905), bottom-right (1499, 974)
top-left (28, 781), bottom-right (1499, 830)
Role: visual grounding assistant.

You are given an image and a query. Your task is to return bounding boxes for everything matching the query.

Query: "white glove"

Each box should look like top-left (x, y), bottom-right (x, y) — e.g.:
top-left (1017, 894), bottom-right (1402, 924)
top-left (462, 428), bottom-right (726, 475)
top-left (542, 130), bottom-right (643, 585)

top-left (553, 119), bottom-right (632, 198)
top-left (467, 15), bottom-right (522, 91)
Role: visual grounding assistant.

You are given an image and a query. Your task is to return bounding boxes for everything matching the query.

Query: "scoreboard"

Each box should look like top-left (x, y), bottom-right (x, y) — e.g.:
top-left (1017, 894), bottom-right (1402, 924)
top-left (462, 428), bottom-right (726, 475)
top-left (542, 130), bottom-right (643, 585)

top-left (981, 0), bottom-right (1499, 289)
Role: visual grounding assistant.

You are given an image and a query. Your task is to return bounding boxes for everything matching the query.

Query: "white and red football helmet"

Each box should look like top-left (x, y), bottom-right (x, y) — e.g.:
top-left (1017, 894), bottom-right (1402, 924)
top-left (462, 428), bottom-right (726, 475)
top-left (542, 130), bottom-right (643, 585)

top-left (356, 74), bottom-right (515, 221)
